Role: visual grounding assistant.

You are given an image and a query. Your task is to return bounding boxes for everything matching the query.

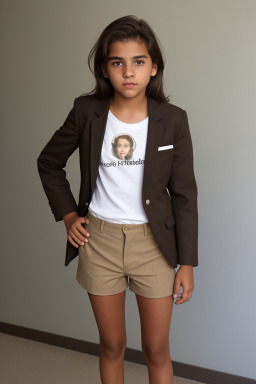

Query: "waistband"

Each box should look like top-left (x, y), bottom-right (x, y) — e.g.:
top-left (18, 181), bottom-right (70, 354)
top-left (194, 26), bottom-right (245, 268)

top-left (86, 210), bottom-right (154, 237)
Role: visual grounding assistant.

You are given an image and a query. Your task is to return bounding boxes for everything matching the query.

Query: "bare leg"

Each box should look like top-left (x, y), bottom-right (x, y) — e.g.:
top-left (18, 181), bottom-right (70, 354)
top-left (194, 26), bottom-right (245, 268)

top-left (88, 290), bottom-right (127, 384)
top-left (135, 293), bottom-right (174, 384)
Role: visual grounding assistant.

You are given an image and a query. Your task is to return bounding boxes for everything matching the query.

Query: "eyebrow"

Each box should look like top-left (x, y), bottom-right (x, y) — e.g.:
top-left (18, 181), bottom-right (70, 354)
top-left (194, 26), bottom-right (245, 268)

top-left (107, 55), bottom-right (149, 61)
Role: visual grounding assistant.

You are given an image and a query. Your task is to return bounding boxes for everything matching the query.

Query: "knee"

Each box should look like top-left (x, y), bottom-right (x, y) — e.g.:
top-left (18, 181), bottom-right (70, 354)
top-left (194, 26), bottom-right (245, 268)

top-left (142, 342), bottom-right (170, 366)
top-left (100, 339), bottom-right (126, 360)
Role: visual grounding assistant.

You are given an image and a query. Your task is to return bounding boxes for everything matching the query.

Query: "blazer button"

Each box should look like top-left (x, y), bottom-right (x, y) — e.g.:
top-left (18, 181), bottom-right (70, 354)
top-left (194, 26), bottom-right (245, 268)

top-left (85, 202), bottom-right (89, 206)
top-left (146, 199), bottom-right (150, 205)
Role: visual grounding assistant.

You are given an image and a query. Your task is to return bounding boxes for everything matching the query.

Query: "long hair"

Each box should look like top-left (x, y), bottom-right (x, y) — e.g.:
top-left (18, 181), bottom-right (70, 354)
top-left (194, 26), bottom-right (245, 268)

top-left (81, 15), bottom-right (170, 102)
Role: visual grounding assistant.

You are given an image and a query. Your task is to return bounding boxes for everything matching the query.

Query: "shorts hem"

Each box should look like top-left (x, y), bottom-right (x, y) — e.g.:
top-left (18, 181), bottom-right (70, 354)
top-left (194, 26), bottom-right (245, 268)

top-left (76, 274), bottom-right (128, 296)
top-left (129, 285), bottom-right (174, 299)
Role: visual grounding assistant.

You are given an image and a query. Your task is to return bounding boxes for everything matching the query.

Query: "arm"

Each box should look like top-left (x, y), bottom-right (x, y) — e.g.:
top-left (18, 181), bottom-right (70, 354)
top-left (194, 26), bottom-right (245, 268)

top-left (37, 98), bottom-right (80, 222)
top-left (168, 110), bottom-right (198, 267)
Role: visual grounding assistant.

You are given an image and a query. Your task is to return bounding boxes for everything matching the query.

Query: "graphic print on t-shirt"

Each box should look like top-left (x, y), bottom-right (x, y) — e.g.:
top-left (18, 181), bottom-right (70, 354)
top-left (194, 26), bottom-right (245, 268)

top-left (100, 132), bottom-right (145, 168)
top-left (111, 133), bottom-right (136, 160)
top-left (98, 110), bottom-right (149, 169)
top-left (88, 110), bottom-right (149, 223)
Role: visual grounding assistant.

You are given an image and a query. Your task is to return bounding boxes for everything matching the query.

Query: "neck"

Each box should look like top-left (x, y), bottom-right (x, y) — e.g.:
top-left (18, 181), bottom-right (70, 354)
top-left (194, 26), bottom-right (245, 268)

top-left (110, 92), bottom-right (148, 115)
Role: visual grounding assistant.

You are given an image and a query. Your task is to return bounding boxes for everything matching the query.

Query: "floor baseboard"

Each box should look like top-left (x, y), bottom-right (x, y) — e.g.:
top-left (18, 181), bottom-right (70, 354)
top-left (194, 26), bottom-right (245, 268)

top-left (0, 321), bottom-right (255, 384)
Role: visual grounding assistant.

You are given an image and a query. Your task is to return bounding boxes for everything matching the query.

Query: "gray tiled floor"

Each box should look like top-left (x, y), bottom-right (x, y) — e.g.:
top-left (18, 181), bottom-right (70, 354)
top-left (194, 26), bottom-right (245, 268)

top-left (0, 332), bottom-right (203, 383)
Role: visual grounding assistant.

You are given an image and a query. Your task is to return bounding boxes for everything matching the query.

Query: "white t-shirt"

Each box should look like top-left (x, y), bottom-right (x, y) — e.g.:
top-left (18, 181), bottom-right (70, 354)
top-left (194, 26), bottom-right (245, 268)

top-left (88, 109), bottom-right (149, 224)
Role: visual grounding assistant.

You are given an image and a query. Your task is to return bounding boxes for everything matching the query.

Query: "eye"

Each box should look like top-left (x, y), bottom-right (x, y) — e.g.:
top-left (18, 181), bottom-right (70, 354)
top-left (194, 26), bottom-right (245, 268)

top-left (111, 60), bottom-right (145, 66)
top-left (112, 61), bottom-right (122, 66)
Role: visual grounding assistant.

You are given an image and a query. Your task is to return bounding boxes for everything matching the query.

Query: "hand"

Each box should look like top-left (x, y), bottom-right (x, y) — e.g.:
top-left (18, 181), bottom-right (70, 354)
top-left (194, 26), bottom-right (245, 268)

top-left (62, 212), bottom-right (90, 248)
top-left (173, 265), bottom-right (194, 305)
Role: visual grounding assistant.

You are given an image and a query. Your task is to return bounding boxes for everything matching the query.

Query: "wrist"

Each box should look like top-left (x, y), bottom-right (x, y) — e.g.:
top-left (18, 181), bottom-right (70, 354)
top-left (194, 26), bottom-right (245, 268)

top-left (178, 265), bottom-right (193, 272)
top-left (63, 211), bottom-right (79, 227)
top-left (179, 265), bottom-right (193, 268)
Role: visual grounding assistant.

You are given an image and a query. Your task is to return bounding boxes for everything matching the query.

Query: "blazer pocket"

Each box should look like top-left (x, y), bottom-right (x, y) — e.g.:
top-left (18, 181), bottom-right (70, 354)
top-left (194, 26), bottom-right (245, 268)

top-left (158, 144), bottom-right (174, 151)
top-left (158, 144), bottom-right (174, 158)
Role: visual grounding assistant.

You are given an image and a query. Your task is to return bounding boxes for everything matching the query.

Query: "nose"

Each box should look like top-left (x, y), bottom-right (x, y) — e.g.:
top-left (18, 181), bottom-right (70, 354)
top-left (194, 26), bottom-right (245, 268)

top-left (123, 63), bottom-right (134, 78)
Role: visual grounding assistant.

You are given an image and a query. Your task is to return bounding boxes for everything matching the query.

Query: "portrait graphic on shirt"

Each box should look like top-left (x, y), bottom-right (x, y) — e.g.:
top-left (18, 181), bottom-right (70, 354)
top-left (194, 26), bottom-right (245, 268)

top-left (111, 134), bottom-right (136, 160)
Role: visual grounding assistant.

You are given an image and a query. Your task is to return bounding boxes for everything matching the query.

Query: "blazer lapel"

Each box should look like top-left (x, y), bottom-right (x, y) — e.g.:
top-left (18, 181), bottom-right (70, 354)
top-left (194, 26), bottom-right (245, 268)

top-left (90, 95), bottom-right (163, 198)
top-left (90, 96), bottom-right (113, 198)
top-left (142, 97), bottom-right (163, 192)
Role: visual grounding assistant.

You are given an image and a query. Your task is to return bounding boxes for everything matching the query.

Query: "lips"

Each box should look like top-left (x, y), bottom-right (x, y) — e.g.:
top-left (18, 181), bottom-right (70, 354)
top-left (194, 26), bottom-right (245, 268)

top-left (123, 83), bottom-right (136, 89)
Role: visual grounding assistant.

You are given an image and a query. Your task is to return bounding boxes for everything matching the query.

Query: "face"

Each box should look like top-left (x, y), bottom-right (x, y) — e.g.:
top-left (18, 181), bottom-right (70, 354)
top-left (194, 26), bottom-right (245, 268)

top-left (116, 138), bottom-right (131, 159)
top-left (101, 39), bottom-right (157, 99)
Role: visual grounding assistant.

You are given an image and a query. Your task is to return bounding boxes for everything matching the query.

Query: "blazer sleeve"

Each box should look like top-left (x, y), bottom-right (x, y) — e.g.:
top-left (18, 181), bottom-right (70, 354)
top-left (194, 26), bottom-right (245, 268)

top-left (167, 110), bottom-right (198, 266)
top-left (37, 98), bottom-right (80, 222)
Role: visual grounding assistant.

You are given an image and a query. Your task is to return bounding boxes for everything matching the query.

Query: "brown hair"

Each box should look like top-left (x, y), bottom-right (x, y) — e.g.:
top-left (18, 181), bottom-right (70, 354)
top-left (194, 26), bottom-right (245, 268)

top-left (81, 15), bottom-right (170, 102)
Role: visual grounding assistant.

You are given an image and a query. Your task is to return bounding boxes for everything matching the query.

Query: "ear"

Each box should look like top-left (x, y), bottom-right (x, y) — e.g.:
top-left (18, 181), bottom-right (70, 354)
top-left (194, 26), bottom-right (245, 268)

top-left (151, 63), bottom-right (158, 77)
top-left (101, 63), bottom-right (108, 78)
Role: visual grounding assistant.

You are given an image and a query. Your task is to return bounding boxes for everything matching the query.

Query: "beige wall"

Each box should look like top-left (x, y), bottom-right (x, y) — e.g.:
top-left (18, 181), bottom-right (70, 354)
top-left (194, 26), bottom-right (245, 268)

top-left (1, 0), bottom-right (255, 379)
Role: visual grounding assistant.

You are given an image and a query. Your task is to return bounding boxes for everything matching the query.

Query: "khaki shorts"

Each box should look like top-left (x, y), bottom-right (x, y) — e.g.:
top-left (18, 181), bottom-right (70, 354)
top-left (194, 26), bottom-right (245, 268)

top-left (76, 211), bottom-right (176, 298)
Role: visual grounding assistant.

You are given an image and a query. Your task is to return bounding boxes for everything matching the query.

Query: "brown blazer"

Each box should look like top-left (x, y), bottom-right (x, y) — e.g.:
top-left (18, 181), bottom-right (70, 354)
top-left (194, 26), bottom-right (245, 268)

top-left (37, 95), bottom-right (198, 268)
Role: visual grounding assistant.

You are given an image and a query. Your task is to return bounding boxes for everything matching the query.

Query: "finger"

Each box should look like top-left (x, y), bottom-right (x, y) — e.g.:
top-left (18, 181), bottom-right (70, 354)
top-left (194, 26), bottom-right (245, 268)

top-left (173, 280), bottom-right (181, 299)
top-left (187, 290), bottom-right (193, 301)
top-left (77, 219), bottom-right (90, 238)
top-left (68, 236), bottom-right (80, 248)
top-left (175, 291), bottom-right (190, 305)
top-left (80, 216), bottom-right (90, 225)
top-left (70, 232), bottom-right (87, 246)
top-left (175, 294), bottom-right (188, 305)
top-left (175, 298), bottom-right (185, 305)
top-left (188, 290), bottom-right (192, 301)
top-left (72, 226), bottom-right (89, 243)
top-left (78, 224), bottom-right (90, 238)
